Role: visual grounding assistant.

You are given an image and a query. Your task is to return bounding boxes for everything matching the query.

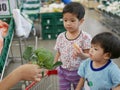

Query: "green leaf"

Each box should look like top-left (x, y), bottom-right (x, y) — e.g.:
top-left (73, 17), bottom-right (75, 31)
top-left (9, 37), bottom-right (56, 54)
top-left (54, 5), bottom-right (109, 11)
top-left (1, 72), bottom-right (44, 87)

top-left (23, 46), bottom-right (33, 61)
top-left (52, 61), bottom-right (62, 69)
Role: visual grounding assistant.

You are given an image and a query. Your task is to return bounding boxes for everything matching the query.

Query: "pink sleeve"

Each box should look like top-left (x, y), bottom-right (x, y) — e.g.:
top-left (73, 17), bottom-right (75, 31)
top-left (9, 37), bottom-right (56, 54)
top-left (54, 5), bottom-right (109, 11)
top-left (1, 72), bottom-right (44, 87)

top-left (82, 34), bottom-right (92, 49)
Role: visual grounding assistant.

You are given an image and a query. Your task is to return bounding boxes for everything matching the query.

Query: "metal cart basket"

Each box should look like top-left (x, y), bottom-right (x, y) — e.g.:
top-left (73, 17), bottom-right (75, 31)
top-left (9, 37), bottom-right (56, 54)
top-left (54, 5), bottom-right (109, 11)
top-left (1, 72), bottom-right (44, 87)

top-left (25, 70), bottom-right (59, 90)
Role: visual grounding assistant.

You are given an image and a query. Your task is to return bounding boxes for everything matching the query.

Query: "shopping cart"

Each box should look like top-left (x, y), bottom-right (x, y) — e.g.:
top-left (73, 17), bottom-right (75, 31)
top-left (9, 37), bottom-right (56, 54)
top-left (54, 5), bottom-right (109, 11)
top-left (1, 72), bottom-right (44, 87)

top-left (25, 70), bottom-right (59, 90)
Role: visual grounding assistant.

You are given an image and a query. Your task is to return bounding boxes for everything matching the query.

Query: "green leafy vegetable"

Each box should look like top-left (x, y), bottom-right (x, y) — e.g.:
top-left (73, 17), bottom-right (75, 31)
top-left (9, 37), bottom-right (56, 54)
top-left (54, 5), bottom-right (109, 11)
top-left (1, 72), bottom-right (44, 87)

top-left (23, 46), bottom-right (33, 61)
top-left (23, 46), bottom-right (62, 70)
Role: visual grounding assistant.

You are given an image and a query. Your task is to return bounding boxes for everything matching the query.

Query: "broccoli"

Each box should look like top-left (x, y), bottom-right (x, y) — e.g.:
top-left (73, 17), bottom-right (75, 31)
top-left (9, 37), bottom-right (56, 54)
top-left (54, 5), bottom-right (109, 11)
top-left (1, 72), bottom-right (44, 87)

top-left (23, 46), bottom-right (62, 70)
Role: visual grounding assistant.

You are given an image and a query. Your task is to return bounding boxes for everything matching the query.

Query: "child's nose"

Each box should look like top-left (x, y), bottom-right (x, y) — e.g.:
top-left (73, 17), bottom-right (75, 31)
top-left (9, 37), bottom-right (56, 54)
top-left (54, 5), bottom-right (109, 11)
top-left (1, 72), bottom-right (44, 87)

top-left (66, 21), bottom-right (71, 25)
top-left (89, 48), bottom-right (93, 53)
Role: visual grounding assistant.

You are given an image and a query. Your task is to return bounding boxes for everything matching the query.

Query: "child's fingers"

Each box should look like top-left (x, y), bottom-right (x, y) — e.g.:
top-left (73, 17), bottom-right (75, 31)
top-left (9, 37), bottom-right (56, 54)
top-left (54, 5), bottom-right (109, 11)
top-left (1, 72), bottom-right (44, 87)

top-left (73, 43), bottom-right (82, 52)
top-left (73, 43), bottom-right (79, 50)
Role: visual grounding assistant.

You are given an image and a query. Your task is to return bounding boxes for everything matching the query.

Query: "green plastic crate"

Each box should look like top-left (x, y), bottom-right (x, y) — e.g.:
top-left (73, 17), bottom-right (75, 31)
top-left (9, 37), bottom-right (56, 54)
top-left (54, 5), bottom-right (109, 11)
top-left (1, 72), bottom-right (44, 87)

top-left (21, 0), bottom-right (40, 21)
top-left (42, 33), bottom-right (59, 40)
top-left (0, 18), bottom-right (14, 73)
top-left (41, 13), bottom-right (55, 25)
top-left (41, 12), bottom-right (63, 25)
top-left (42, 25), bottom-right (55, 33)
top-left (28, 14), bottom-right (40, 21)
top-left (41, 12), bottom-right (65, 40)
top-left (54, 24), bottom-right (65, 33)
top-left (55, 12), bottom-right (63, 25)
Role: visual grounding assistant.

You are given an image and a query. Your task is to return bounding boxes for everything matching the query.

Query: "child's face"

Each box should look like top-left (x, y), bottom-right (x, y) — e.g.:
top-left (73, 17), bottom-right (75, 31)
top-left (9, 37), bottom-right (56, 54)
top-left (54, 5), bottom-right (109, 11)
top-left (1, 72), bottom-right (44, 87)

top-left (89, 44), bottom-right (110, 62)
top-left (63, 13), bottom-right (83, 33)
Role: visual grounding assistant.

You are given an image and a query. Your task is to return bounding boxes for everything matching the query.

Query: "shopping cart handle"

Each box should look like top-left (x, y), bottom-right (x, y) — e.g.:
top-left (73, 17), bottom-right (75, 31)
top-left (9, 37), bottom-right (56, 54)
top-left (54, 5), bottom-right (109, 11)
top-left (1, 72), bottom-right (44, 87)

top-left (47, 70), bottom-right (58, 76)
top-left (25, 82), bottom-right (36, 90)
top-left (25, 70), bottom-right (58, 90)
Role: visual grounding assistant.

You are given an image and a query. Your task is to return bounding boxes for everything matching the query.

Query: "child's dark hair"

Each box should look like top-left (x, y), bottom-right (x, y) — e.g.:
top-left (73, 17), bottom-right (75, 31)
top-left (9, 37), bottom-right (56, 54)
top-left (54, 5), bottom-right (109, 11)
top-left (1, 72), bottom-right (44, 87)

top-left (91, 32), bottom-right (120, 59)
top-left (62, 2), bottom-right (85, 20)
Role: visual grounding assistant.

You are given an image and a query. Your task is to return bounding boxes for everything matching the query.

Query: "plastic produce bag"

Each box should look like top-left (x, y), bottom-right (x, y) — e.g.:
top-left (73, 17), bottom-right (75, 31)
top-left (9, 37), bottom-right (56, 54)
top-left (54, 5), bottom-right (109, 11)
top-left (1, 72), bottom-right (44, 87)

top-left (0, 20), bottom-right (9, 54)
top-left (0, 20), bottom-right (9, 37)
top-left (13, 9), bottom-right (33, 38)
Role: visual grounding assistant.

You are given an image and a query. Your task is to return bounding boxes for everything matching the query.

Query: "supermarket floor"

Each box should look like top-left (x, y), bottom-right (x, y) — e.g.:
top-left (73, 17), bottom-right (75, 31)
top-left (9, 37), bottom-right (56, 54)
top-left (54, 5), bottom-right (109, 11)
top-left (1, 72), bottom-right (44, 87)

top-left (3, 8), bottom-right (120, 90)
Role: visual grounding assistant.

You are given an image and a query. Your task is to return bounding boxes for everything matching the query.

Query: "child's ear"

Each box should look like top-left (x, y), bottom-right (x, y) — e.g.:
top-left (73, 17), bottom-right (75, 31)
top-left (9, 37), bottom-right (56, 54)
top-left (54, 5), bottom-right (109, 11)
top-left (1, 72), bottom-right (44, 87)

top-left (104, 52), bottom-right (111, 60)
top-left (79, 18), bottom-right (84, 24)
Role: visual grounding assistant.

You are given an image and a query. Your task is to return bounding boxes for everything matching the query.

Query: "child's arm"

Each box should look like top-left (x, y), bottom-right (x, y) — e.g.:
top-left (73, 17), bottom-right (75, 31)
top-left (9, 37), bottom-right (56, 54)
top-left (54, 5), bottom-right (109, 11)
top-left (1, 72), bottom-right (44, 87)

top-left (75, 77), bottom-right (85, 90)
top-left (113, 84), bottom-right (120, 90)
top-left (54, 51), bottom-right (60, 63)
top-left (82, 49), bottom-right (90, 59)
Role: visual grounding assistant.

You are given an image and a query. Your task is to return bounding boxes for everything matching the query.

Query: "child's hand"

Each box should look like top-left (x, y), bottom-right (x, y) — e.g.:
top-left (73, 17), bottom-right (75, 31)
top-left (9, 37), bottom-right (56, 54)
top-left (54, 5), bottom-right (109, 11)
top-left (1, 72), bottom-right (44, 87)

top-left (73, 43), bottom-right (84, 59)
top-left (73, 43), bottom-right (90, 59)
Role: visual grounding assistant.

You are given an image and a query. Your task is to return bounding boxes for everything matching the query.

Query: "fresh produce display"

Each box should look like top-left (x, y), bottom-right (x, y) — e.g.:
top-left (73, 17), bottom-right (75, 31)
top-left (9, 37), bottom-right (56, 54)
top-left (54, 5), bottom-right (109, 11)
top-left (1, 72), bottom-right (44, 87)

top-left (98, 1), bottom-right (120, 16)
top-left (0, 20), bottom-right (9, 37)
top-left (23, 46), bottom-right (62, 70)
top-left (97, 1), bottom-right (120, 36)
top-left (0, 20), bottom-right (9, 54)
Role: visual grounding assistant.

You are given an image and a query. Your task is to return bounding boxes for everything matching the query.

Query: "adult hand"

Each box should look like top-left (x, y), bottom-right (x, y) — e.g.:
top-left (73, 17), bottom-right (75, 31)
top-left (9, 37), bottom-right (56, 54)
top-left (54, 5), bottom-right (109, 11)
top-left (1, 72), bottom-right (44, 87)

top-left (0, 64), bottom-right (42, 90)
top-left (16, 64), bottom-right (42, 82)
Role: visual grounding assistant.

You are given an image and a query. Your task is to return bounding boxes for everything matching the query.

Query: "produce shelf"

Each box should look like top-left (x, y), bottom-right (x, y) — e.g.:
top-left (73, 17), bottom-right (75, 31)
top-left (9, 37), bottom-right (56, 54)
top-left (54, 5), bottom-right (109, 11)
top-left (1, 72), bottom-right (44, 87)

top-left (0, 17), bottom-right (14, 80)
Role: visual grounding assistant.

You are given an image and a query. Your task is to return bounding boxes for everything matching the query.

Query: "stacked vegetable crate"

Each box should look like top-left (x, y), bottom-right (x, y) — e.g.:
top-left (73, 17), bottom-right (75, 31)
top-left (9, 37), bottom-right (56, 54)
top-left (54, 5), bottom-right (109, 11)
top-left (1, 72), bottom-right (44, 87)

top-left (41, 12), bottom-right (65, 40)
top-left (0, 18), bottom-right (14, 79)
top-left (21, 0), bottom-right (40, 21)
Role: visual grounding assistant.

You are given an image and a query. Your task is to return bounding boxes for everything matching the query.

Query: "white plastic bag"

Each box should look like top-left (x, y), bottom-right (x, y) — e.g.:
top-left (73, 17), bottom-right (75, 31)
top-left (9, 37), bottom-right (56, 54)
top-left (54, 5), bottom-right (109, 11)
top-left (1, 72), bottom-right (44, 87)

top-left (13, 9), bottom-right (33, 38)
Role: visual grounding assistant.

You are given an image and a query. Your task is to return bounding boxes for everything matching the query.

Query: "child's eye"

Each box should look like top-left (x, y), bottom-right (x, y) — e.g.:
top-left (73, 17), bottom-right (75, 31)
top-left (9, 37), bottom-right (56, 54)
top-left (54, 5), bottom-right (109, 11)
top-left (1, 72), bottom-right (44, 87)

top-left (94, 48), bottom-right (98, 50)
top-left (64, 19), bottom-right (67, 22)
top-left (91, 46), bottom-right (93, 48)
top-left (71, 20), bottom-right (75, 22)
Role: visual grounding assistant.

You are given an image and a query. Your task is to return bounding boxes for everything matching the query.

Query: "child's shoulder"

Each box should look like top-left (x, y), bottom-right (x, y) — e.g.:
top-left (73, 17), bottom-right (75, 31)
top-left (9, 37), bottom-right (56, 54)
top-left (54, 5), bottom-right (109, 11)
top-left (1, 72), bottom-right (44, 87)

top-left (82, 31), bottom-right (90, 35)
top-left (81, 58), bottom-right (91, 65)
top-left (59, 31), bottom-right (65, 35)
top-left (57, 31), bottom-right (66, 38)
top-left (81, 31), bottom-right (92, 39)
top-left (109, 60), bottom-right (120, 69)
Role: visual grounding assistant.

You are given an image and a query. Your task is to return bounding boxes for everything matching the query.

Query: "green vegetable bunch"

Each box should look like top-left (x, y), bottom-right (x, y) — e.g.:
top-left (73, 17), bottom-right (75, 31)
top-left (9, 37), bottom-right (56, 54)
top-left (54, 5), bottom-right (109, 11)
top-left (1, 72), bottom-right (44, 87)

top-left (23, 46), bottom-right (62, 70)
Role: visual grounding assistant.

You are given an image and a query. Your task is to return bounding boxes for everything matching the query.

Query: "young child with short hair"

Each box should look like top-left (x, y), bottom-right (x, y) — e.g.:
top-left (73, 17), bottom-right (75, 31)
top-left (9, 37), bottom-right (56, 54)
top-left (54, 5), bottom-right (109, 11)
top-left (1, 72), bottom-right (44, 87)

top-left (54, 2), bottom-right (92, 90)
top-left (76, 32), bottom-right (120, 90)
